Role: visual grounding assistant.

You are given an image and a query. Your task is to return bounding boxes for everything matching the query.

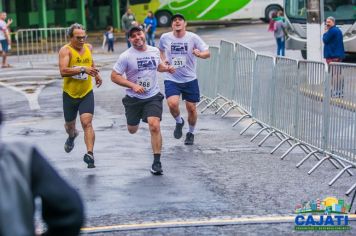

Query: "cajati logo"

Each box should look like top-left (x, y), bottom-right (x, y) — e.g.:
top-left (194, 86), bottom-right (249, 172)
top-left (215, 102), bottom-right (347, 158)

top-left (294, 197), bottom-right (351, 231)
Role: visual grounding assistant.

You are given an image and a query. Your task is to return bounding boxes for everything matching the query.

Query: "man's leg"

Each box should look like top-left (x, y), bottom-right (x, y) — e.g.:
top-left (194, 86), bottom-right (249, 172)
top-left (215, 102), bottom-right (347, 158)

top-left (167, 95), bottom-right (185, 139)
top-left (80, 113), bottom-right (96, 168)
top-left (2, 51), bottom-right (7, 67)
top-left (65, 120), bottom-right (77, 138)
top-left (185, 101), bottom-right (197, 128)
top-left (63, 93), bottom-right (79, 153)
top-left (80, 113), bottom-right (94, 153)
top-left (127, 125), bottom-right (139, 134)
top-left (167, 95), bottom-right (180, 118)
top-left (184, 101), bottom-right (197, 145)
top-left (147, 116), bottom-right (163, 175)
top-left (147, 117), bottom-right (162, 154)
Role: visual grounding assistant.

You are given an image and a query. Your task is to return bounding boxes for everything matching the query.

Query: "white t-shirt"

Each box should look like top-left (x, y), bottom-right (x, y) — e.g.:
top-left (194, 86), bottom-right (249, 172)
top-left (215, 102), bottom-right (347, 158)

top-left (0, 20), bottom-right (7, 40)
top-left (113, 45), bottom-right (161, 99)
top-left (159, 31), bottom-right (209, 83)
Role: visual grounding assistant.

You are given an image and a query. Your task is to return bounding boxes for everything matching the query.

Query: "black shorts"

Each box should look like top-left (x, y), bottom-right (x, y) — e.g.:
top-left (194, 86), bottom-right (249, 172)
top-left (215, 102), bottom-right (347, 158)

top-left (122, 92), bottom-right (164, 126)
top-left (63, 91), bottom-right (94, 122)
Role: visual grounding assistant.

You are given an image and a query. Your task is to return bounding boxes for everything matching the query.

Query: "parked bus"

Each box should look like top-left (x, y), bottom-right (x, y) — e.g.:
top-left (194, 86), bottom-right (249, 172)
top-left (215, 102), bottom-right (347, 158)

top-left (128, 0), bottom-right (283, 27)
top-left (284, 0), bottom-right (356, 59)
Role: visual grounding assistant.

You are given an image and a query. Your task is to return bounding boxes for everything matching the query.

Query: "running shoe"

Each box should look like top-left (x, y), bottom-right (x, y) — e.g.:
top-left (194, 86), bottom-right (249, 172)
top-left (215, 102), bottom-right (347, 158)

top-left (173, 118), bottom-right (184, 139)
top-left (150, 161), bottom-right (163, 175)
top-left (64, 131), bottom-right (78, 153)
top-left (184, 132), bottom-right (194, 145)
top-left (83, 153), bottom-right (95, 168)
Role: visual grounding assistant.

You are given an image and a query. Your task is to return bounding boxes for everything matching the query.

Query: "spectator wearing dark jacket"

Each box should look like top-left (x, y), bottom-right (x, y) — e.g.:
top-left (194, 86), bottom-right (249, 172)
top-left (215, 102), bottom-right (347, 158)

top-left (323, 16), bottom-right (345, 64)
top-left (0, 110), bottom-right (84, 236)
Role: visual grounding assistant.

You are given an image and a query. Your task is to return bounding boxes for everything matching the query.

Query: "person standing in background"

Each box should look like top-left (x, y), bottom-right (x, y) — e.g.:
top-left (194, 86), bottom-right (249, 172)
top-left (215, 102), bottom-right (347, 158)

top-left (268, 11), bottom-right (287, 56)
top-left (105, 25), bottom-right (115, 52)
top-left (323, 16), bottom-right (345, 98)
top-left (144, 11), bottom-right (157, 46)
top-left (0, 12), bottom-right (13, 68)
top-left (121, 8), bottom-right (136, 48)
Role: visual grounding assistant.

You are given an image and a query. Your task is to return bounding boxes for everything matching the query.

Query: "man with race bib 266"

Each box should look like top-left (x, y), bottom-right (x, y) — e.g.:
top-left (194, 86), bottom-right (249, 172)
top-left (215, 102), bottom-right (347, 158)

top-left (159, 13), bottom-right (210, 145)
top-left (59, 23), bottom-right (102, 168)
top-left (111, 26), bottom-right (175, 175)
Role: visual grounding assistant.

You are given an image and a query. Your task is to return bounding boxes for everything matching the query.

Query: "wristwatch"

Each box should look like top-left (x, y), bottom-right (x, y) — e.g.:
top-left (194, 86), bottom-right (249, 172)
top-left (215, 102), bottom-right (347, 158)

top-left (80, 67), bottom-right (85, 74)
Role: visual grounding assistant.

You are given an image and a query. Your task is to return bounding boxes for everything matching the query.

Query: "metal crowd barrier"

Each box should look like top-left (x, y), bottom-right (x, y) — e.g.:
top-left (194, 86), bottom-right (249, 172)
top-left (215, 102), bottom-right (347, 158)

top-left (16, 28), bottom-right (67, 63)
top-left (233, 42), bottom-right (256, 116)
top-left (201, 41), bottom-right (235, 114)
top-left (248, 55), bottom-right (275, 140)
top-left (197, 40), bottom-right (356, 197)
top-left (197, 46), bottom-right (220, 107)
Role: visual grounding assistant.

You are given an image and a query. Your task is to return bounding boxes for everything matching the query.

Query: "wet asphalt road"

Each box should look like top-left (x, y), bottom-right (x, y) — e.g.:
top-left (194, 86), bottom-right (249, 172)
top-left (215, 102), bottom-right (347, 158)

top-left (1, 23), bottom-right (356, 235)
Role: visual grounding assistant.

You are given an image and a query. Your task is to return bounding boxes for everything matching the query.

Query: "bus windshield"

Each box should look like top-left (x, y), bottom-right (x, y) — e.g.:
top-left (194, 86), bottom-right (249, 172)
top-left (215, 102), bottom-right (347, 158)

top-left (285, 0), bottom-right (356, 23)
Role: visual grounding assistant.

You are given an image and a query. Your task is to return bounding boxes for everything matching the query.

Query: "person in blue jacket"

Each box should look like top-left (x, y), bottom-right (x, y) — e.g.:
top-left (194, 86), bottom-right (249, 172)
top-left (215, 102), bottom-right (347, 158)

top-left (323, 16), bottom-right (345, 98)
top-left (323, 16), bottom-right (345, 64)
top-left (144, 11), bottom-right (157, 46)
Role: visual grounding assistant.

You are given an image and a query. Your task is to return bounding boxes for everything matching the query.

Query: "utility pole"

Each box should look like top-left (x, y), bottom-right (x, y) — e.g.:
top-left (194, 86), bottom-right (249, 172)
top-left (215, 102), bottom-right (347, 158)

top-left (306, 0), bottom-right (324, 61)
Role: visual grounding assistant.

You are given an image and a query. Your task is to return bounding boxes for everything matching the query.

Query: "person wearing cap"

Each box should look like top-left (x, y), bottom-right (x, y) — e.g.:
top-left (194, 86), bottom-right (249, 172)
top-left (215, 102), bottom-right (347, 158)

top-left (0, 110), bottom-right (84, 235)
top-left (111, 26), bottom-right (175, 175)
top-left (159, 13), bottom-right (210, 145)
top-left (58, 23), bottom-right (102, 168)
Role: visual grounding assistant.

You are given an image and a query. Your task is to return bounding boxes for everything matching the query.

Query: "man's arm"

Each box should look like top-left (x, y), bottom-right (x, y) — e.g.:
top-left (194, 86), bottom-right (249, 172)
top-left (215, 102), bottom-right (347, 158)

top-left (30, 148), bottom-right (84, 236)
top-left (89, 44), bottom-right (102, 88)
top-left (159, 49), bottom-right (169, 64)
top-left (193, 49), bottom-right (210, 59)
top-left (158, 62), bottom-right (175, 73)
top-left (6, 18), bottom-right (13, 28)
top-left (111, 71), bottom-right (145, 94)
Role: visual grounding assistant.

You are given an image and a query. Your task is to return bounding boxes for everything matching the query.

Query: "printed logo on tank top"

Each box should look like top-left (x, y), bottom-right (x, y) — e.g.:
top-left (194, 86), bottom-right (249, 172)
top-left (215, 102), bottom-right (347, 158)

top-left (171, 42), bottom-right (188, 55)
top-left (76, 57), bottom-right (90, 64)
top-left (137, 57), bottom-right (157, 71)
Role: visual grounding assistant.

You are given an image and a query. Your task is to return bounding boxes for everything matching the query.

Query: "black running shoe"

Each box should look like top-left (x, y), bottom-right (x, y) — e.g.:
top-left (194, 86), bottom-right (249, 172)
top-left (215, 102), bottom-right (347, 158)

top-left (173, 118), bottom-right (184, 139)
top-left (64, 131), bottom-right (78, 153)
top-left (150, 161), bottom-right (163, 175)
top-left (83, 153), bottom-right (95, 168)
top-left (184, 132), bottom-right (194, 145)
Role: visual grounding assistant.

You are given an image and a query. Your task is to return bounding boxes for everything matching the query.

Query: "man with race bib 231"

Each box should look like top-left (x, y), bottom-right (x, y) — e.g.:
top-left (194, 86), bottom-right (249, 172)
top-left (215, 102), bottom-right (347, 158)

top-left (159, 13), bottom-right (210, 145)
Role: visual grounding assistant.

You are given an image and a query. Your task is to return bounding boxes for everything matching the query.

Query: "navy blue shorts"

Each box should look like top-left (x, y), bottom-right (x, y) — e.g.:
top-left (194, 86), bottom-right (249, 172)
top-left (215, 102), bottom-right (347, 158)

top-left (164, 79), bottom-right (200, 103)
top-left (0, 40), bottom-right (9, 53)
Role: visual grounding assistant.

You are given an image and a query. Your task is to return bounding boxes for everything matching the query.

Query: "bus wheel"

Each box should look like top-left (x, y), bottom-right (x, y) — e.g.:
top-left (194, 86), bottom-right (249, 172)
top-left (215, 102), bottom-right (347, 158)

top-left (156, 11), bottom-right (172, 27)
top-left (301, 50), bottom-right (307, 59)
top-left (264, 5), bottom-right (282, 22)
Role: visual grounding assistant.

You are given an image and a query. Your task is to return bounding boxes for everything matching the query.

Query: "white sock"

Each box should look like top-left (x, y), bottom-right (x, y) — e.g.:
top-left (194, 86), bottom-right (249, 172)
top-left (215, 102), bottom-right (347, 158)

top-left (189, 125), bottom-right (195, 134)
top-left (174, 116), bottom-right (183, 124)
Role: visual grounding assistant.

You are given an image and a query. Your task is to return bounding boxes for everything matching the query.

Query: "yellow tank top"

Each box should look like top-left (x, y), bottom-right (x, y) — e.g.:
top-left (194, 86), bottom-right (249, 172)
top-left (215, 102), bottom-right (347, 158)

top-left (63, 44), bottom-right (93, 98)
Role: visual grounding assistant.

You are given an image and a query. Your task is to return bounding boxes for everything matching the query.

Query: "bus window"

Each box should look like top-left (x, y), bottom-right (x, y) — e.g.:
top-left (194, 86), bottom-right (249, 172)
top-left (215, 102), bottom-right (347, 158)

top-left (129, 0), bottom-right (151, 5)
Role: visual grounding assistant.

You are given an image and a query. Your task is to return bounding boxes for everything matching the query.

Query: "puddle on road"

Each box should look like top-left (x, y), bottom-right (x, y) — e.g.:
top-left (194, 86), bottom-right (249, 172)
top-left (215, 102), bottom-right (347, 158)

top-left (18, 127), bottom-right (55, 136)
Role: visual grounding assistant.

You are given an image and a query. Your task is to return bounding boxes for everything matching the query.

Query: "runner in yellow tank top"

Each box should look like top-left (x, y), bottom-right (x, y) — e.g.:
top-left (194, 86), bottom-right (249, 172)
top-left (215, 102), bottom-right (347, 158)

top-left (63, 43), bottom-right (94, 98)
top-left (59, 23), bottom-right (102, 168)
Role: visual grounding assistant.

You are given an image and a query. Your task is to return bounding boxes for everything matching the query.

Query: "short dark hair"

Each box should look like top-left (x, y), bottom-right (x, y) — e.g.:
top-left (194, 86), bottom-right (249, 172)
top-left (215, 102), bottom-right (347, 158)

top-left (67, 23), bottom-right (85, 37)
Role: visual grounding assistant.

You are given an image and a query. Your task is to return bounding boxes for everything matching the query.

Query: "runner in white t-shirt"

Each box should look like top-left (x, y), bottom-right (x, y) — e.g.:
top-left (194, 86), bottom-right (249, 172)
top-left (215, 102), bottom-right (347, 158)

top-left (159, 13), bottom-right (210, 145)
top-left (111, 26), bottom-right (175, 175)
